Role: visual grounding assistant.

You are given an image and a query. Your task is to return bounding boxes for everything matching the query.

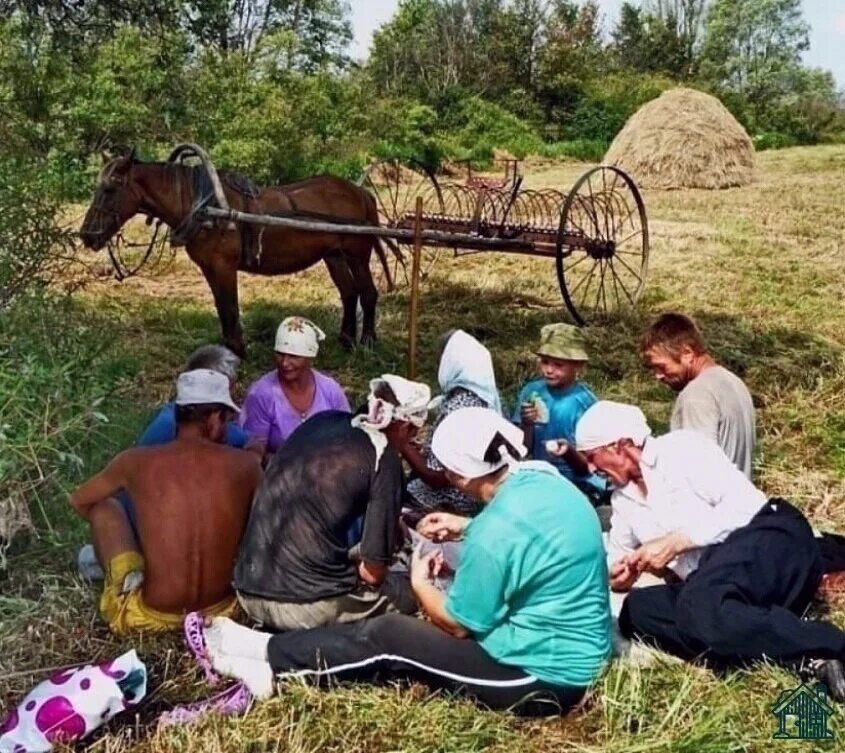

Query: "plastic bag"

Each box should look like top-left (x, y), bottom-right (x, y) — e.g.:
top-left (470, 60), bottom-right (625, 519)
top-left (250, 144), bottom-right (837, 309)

top-left (0, 649), bottom-right (147, 753)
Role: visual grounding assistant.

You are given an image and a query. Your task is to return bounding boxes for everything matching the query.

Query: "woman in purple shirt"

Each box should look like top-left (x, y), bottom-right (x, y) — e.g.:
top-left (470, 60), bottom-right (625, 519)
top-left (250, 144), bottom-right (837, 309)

top-left (240, 317), bottom-right (350, 458)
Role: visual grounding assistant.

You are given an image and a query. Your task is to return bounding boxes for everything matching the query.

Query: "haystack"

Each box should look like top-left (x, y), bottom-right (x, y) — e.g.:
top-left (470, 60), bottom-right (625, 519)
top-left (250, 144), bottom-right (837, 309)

top-left (604, 88), bottom-right (755, 190)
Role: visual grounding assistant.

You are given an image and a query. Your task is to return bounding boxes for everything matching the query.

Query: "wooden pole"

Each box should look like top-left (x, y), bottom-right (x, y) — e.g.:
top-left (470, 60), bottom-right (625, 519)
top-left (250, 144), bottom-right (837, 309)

top-left (200, 205), bottom-right (541, 252)
top-left (407, 197), bottom-right (423, 380)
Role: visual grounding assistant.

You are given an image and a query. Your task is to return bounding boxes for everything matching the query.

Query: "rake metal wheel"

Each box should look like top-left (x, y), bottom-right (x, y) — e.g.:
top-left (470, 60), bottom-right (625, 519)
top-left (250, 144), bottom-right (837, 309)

top-left (358, 159), bottom-right (445, 289)
top-left (555, 165), bottom-right (649, 325)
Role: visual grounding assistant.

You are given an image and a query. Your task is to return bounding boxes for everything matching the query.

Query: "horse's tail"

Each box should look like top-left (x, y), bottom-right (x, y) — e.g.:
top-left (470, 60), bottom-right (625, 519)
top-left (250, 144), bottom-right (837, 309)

top-left (376, 237), bottom-right (408, 292)
top-left (361, 186), bottom-right (404, 292)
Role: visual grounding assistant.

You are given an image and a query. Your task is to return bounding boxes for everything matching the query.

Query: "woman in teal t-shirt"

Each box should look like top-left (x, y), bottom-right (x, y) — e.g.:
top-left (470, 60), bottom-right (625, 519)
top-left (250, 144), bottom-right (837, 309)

top-left (197, 407), bottom-right (611, 717)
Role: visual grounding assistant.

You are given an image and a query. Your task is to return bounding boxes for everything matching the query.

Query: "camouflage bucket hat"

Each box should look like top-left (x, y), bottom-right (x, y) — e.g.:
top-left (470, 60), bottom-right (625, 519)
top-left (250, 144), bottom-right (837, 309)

top-left (535, 323), bottom-right (589, 362)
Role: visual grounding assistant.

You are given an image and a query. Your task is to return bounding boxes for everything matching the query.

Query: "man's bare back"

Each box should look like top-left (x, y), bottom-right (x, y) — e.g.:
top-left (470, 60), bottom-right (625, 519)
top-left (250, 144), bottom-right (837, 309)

top-left (72, 436), bottom-right (261, 613)
top-left (124, 438), bottom-right (260, 611)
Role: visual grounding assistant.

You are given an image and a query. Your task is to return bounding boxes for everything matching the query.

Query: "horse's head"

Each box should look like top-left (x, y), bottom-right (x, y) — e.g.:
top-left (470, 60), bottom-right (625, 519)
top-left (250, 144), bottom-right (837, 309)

top-left (80, 148), bottom-right (141, 250)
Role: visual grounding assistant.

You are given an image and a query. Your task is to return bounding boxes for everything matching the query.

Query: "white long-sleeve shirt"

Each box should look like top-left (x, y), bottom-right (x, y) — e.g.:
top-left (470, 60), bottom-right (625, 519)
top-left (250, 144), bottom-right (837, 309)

top-left (607, 430), bottom-right (767, 580)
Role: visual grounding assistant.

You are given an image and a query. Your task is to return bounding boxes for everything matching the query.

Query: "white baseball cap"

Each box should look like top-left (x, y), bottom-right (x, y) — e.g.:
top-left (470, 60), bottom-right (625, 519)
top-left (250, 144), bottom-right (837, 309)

top-left (175, 368), bottom-right (239, 413)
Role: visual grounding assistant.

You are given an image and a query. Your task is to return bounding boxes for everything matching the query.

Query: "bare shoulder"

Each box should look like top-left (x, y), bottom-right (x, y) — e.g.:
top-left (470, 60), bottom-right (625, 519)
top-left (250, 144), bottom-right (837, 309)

top-left (214, 444), bottom-right (262, 472)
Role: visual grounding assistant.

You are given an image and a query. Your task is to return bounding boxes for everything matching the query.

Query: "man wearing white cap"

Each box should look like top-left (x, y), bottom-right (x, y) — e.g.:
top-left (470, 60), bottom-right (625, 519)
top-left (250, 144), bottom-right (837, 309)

top-left (232, 374), bottom-right (431, 631)
top-left (575, 400), bottom-right (845, 698)
top-left (70, 369), bottom-right (261, 634)
top-left (203, 407), bottom-right (610, 715)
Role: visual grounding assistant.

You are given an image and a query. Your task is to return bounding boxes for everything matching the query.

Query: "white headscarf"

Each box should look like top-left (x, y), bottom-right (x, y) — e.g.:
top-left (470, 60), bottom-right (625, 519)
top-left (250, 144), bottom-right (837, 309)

top-left (351, 374), bottom-right (431, 469)
top-left (575, 400), bottom-right (652, 452)
top-left (274, 316), bottom-right (325, 358)
top-left (435, 330), bottom-right (503, 415)
top-left (431, 407), bottom-right (528, 479)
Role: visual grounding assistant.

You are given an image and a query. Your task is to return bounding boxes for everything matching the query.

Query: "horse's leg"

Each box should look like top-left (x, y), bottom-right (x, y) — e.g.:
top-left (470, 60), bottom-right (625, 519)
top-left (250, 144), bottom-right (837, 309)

top-left (198, 256), bottom-right (245, 358)
top-left (324, 253), bottom-right (358, 350)
top-left (346, 248), bottom-right (379, 348)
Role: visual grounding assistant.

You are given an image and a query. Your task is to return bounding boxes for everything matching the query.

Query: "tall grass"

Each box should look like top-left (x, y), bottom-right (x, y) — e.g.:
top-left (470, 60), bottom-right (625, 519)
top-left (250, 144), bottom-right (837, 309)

top-left (0, 296), bottom-right (138, 560)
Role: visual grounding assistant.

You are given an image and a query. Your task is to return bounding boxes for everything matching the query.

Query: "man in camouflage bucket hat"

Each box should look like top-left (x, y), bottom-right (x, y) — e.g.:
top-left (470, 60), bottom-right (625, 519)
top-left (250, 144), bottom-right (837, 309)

top-left (513, 323), bottom-right (606, 501)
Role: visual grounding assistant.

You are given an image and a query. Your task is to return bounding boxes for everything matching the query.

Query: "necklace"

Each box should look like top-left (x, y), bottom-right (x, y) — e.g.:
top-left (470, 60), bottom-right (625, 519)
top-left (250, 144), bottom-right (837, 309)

top-left (279, 373), bottom-right (315, 421)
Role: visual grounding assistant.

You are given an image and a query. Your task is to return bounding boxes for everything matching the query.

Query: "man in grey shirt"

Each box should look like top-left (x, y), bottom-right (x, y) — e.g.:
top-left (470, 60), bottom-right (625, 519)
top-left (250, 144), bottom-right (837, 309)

top-left (641, 313), bottom-right (755, 478)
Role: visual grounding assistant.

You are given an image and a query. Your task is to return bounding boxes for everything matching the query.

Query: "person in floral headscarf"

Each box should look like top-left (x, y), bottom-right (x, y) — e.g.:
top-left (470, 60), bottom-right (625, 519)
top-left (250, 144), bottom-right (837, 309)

top-left (240, 316), bottom-right (350, 458)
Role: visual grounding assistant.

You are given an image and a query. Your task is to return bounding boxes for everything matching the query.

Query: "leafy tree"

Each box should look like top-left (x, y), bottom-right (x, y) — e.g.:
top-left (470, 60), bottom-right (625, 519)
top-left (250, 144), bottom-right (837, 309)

top-left (611, 0), bottom-right (704, 78)
top-left (700, 0), bottom-right (810, 129)
top-left (368, 0), bottom-right (508, 102)
top-left (535, 1), bottom-right (604, 122)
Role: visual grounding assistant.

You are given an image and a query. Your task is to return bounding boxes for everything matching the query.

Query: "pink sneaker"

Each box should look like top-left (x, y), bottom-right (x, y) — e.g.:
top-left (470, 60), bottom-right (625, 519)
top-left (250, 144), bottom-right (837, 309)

top-left (184, 612), bottom-right (219, 686)
top-left (157, 682), bottom-right (252, 727)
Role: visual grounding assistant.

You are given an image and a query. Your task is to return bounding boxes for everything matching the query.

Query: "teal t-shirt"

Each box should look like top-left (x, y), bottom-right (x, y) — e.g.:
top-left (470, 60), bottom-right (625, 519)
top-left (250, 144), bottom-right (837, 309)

top-left (512, 379), bottom-right (605, 493)
top-left (445, 469), bottom-right (611, 688)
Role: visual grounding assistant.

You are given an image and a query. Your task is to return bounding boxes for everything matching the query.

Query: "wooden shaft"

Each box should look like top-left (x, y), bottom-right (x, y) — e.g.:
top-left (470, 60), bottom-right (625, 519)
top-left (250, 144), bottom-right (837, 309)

top-left (201, 205), bottom-right (546, 250)
top-left (407, 197), bottom-right (424, 380)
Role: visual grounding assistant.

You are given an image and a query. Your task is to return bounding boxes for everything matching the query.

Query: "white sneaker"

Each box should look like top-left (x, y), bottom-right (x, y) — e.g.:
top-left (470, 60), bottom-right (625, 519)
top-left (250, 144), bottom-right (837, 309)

top-left (77, 544), bottom-right (104, 581)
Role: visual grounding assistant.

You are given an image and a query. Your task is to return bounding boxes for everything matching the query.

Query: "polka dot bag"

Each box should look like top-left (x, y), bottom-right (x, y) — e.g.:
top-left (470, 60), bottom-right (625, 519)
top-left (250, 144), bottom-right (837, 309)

top-left (0, 649), bottom-right (146, 753)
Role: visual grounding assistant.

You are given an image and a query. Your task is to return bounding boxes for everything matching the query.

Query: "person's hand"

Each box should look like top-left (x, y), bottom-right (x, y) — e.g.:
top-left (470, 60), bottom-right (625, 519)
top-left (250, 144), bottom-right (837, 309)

top-left (410, 545), bottom-right (444, 588)
top-left (357, 559), bottom-right (387, 586)
top-left (416, 512), bottom-right (468, 542)
top-left (546, 439), bottom-right (569, 458)
top-left (627, 532), bottom-right (693, 575)
top-left (383, 420), bottom-right (418, 449)
top-left (520, 402), bottom-right (540, 424)
top-left (609, 557), bottom-right (638, 592)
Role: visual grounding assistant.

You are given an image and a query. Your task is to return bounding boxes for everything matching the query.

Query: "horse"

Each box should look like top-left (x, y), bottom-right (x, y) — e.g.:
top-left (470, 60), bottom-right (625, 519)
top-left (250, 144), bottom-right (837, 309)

top-left (80, 148), bottom-right (392, 357)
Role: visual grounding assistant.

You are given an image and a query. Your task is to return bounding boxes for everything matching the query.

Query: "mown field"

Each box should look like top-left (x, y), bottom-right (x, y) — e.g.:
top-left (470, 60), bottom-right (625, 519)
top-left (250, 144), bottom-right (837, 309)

top-left (2, 144), bottom-right (845, 752)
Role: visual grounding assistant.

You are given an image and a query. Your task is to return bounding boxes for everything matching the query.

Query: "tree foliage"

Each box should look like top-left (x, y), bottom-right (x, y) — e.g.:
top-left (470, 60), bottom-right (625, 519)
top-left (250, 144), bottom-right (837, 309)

top-left (0, 0), bottom-right (841, 204)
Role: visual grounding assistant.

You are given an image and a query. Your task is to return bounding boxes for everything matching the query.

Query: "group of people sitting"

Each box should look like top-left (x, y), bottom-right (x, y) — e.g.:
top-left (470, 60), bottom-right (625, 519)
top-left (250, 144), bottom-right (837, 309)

top-left (70, 312), bottom-right (845, 715)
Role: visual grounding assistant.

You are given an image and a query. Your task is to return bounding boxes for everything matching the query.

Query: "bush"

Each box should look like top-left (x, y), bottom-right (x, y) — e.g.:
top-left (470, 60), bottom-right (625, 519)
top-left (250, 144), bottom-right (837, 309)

top-left (560, 73), bottom-right (673, 143)
top-left (753, 132), bottom-right (799, 151)
top-left (445, 97), bottom-right (544, 160)
top-left (539, 139), bottom-right (609, 163)
top-left (0, 157), bottom-right (77, 311)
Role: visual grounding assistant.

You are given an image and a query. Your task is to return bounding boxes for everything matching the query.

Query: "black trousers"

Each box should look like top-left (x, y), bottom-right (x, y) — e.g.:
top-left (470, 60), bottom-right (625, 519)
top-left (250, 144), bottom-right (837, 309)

top-left (619, 499), bottom-right (845, 665)
top-left (267, 613), bottom-right (586, 716)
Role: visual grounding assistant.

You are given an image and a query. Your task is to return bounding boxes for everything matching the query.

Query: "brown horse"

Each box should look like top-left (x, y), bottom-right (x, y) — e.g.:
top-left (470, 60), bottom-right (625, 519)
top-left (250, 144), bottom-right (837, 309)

top-left (80, 150), bottom-right (389, 357)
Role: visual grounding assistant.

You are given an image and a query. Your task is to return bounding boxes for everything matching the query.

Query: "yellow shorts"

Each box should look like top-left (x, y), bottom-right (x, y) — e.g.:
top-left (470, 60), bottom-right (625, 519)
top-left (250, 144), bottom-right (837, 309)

top-left (100, 551), bottom-right (237, 635)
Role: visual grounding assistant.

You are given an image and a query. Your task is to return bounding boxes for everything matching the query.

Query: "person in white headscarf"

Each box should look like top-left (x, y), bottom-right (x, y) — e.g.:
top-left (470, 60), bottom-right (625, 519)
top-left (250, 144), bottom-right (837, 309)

top-left (575, 400), bottom-right (845, 699)
top-left (201, 407), bottom-right (611, 716)
top-left (398, 329), bottom-right (504, 521)
top-left (240, 316), bottom-right (350, 458)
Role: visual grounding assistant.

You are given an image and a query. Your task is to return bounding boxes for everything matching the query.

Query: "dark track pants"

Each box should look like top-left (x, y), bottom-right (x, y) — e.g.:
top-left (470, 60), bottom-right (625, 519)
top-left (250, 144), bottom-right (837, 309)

top-left (619, 499), bottom-right (845, 665)
top-left (267, 613), bottom-right (587, 716)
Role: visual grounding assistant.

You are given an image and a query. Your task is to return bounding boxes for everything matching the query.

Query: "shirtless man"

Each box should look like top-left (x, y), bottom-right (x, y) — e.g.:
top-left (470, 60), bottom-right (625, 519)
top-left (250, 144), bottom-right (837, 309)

top-left (70, 369), bottom-right (262, 635)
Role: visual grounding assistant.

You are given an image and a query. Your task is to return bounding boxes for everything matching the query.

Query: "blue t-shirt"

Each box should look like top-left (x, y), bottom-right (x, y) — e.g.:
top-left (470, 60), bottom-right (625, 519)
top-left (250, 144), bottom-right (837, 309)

top-left (137, 402), bottom-right (249, 448)
top-left (512, 379), bottom-right (604, 491)
top-left (445, 469), bottom-right (611, 688)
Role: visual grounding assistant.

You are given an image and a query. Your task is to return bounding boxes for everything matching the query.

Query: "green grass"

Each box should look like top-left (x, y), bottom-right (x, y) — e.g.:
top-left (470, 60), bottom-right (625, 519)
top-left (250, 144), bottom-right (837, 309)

top-left (2, 145), bottom-right (845, 750)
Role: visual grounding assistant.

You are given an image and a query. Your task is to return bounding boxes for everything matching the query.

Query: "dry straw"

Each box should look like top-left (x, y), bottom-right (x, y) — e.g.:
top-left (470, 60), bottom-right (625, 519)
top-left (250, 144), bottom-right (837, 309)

top-left (604, 87), bottom-right (756, 190)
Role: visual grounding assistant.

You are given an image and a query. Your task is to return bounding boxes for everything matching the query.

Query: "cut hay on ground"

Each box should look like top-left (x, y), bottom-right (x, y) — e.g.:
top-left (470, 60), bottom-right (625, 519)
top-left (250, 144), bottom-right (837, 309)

top-left (604, 87), bottom-right (756, 190)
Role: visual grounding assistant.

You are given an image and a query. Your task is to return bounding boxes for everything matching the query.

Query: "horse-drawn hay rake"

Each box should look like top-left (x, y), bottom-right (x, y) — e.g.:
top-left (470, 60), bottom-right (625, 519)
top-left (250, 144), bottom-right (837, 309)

top-left (358, 159), bottom-right (649, 325)
top-left (86, 144), bottom-right (650, 372)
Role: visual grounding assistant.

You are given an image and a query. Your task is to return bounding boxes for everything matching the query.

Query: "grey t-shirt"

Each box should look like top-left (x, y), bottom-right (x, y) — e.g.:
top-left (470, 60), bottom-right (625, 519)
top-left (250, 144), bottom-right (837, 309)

top-left (671, 365), bottom-right (756, 478)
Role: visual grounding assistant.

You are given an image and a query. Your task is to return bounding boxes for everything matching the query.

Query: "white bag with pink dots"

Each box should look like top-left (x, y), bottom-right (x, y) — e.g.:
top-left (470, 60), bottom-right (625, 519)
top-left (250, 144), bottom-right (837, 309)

top-left (0, 650), bottom-right (147, 753)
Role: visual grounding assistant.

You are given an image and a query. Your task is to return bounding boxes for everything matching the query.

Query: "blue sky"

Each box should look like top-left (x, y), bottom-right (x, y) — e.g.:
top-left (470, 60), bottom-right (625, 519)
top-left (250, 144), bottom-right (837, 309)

top-left (349, 0), bottom-right (845, 87)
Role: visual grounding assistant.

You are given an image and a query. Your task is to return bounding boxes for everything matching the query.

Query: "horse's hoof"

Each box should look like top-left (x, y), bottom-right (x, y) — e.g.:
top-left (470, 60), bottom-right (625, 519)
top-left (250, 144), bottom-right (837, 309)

top-left (339, 335), bottom-right (355, 352)
top-left (360, 334), bottom-right (377, 350)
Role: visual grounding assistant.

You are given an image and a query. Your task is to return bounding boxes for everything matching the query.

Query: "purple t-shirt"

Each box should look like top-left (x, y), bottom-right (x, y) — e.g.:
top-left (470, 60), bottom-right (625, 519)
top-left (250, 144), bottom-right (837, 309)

top-left (240, 369), bottom-right (350, 453)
